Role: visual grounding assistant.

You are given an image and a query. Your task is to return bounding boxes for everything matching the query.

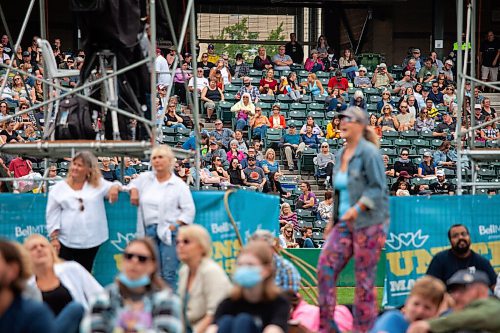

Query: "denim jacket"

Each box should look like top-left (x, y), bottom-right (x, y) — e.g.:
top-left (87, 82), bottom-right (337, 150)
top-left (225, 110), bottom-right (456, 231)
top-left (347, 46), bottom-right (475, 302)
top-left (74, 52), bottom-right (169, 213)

top-left (332, 138), bottom-right (389, 229)
top-left (433, 149), bottom-right (458, 166)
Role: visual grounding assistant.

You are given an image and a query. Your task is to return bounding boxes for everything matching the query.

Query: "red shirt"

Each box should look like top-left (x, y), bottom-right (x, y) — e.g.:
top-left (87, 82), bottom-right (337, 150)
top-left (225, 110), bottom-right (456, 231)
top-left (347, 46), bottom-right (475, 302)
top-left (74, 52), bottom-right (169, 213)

top-left (327, 77), bottom-right (349, 91)
top-left (9, 158), bottom-right (32, 178)
top-left (259, 78), bottom-right (278, 93)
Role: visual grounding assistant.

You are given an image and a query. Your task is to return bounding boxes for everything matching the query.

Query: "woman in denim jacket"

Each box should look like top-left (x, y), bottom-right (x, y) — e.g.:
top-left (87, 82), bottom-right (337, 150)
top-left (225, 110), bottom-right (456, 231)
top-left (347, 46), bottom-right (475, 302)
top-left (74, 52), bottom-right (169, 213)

top-left (317, 106), bottom-right (389, 333)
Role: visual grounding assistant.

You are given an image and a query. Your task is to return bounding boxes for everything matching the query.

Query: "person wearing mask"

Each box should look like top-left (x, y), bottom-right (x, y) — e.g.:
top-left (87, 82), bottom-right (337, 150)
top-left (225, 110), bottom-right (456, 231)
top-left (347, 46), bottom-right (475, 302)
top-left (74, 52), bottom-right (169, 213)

top-left (206, 241), bottom-right (290, 333)
top-left (46, 151), bottom-right (121, 272)
top-left (0, 240), bottom-right (55, 333)
top-left (318, 106), bottom-right (388, 333)
top-left (129, 145), bottom-right (195, 289)
top-left (83, 238), bottom-right (182, 332)
top-left (177, 225), bottom-right (232, 333)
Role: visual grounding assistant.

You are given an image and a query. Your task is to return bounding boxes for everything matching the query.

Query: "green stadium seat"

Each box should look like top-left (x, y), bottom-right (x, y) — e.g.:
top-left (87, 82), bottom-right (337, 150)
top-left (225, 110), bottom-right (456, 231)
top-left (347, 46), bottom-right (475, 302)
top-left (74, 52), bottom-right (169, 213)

top-left (380, 147), bottom-right (397, 157)
top-left (314, 95), bottom-right (326, 103)
top-left (363, 87), bottom-right (379, 96)
top-left (420, 130), bottom-right (434, 139)
top-left (431, 139), bottom-right (443, 148)
top-left (307, 111), bottom-right (324, 120)
top-left (413, 139), bottom-right (430, 148)
top-left (218, 101), bottom-right (233, 123)
top-left (400, 130), bottom-right (419, 139)
top-left (289, 110), bottom-right (306, 121)
top-left (277, 94), bottom-right (293, 104)
top-left (249, 69), bottom-right (262, 78)
top-left (58, 161), bottom-right (70, 171)
top-left (394, 138), bottom-right (412, 148)
top-left (298, 147), bottom-right (316, 175)
top-left (369, 95), bottom-right (382, 103)
top-left (379, 138), bottom-right (393, 147)
top-left (315, 71), bottom-right (329, 79)
top-left (259, 94), bottom-right (275, 103)
top-left (162, 127), bottom-right (176, 135)
top-left (287, 119), bottom-right (303, 128)
top-left (225, 84), bottom-right (239, 93)
top-left (223, 93), bottom-right (236, 103)
top-left (382, 131), bottom-right (400, 139)
top-left (325, 111), bottom-right (336, 119)
top-left (256, 102), bottom-right (272, 111)
top-left (290, 103), bottom-right (307, 111)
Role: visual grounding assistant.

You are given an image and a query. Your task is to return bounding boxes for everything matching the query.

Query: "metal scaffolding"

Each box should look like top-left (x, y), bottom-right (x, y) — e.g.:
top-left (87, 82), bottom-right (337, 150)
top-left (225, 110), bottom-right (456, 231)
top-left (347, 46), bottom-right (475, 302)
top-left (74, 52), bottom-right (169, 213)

top-left (455, 0), bottom-right (500, 194)
top-left (0, 0), bottom-right (200, 189)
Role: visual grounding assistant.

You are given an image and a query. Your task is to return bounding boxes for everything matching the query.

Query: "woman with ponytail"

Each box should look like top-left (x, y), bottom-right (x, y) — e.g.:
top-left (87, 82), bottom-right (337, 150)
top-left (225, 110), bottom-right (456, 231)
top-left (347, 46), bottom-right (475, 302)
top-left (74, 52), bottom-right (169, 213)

top-left (317, 106), bottom-right (389, 333)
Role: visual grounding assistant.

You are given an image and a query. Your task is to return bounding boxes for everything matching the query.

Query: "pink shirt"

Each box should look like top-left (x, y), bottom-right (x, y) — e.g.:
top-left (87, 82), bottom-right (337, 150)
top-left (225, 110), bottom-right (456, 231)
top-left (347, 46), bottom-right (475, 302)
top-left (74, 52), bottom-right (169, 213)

top-left (291, 300), bottom-right (353, 333)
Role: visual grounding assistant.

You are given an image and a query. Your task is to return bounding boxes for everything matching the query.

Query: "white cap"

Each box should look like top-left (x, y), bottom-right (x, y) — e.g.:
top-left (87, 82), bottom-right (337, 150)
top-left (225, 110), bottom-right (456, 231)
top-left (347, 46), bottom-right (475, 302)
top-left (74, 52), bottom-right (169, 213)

top-left (436, 169), bottom-right (445, 177)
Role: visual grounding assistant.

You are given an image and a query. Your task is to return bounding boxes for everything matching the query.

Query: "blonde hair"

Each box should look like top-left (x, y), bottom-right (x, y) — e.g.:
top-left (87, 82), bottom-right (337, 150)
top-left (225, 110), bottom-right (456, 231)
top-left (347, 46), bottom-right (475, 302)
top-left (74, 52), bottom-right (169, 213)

top-left (24, 234), bottom-right (62, 268)
top-left (177, 225), bottom-right (212, 258)
top-left (69, 151), bottom-right (102, 187)
top-left (409, 275), bottom-right (446, 307)
top-left (280, 202), bottom-right (291, 215)
top-left (151, 145), bottom-right (175, 172)
top-left (265, 148), bottom-right (276, 162)
top-left (231, 240), bottom-right (280, 301)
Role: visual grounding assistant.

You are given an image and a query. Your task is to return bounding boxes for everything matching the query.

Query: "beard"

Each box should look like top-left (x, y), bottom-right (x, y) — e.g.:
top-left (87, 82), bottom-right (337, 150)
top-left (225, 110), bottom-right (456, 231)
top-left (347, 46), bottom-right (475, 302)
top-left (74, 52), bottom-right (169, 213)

top-left (452, 239), bottom-right (470, 255)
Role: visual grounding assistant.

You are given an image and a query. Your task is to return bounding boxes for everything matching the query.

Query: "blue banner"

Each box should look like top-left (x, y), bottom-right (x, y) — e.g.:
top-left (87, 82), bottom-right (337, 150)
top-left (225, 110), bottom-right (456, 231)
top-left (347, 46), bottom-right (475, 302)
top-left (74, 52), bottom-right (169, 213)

top-left (0, 190), bottom-right (279, 286)
top-left (384, 195), bottom-right (500, 307)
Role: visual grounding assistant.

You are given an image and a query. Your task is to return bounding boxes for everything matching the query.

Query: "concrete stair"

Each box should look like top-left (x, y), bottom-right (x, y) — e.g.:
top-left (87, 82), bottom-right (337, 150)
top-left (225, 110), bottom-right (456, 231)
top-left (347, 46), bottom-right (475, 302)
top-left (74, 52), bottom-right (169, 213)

top-left (482, 93), bottom-right (500, 108)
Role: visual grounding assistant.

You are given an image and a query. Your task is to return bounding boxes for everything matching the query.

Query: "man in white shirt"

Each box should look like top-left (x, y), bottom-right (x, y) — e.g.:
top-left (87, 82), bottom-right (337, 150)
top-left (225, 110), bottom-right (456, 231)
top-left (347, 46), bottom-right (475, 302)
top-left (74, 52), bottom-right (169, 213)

top-left (188, 67), bottom-right (209, 93)
top-left (155, 48), bottom-right (171, 87)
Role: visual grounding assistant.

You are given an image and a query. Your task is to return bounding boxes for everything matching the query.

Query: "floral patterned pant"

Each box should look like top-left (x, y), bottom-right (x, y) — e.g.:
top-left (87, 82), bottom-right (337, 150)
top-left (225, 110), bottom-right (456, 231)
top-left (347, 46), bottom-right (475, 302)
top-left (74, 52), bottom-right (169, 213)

top-left (317, 221), bottom-right (386, 333)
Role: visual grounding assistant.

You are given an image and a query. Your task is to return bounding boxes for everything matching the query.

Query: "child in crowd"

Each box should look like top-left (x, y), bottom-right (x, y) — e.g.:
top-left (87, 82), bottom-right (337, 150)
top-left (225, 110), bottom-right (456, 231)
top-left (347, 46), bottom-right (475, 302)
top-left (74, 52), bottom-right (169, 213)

top-left (370, 275), bottom-right (446, 333)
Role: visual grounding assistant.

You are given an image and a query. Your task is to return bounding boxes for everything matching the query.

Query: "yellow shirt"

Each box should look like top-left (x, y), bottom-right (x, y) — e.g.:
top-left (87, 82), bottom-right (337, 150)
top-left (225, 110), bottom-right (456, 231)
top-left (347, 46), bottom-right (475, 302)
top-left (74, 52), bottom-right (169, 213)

top-left (207, 54), bottom-right (219, 64)
top-left (250, 115), bottom-right (271, 129)
top-left (326, 123), bottom-right (340, 139)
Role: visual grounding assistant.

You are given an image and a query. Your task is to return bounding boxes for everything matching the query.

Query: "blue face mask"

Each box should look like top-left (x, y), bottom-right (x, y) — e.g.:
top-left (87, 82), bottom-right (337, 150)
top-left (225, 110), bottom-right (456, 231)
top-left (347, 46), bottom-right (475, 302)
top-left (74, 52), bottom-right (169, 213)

top-left (118, 272), bottom-right (151, 289)
top-left (232, 265), bottom-right (263, 288)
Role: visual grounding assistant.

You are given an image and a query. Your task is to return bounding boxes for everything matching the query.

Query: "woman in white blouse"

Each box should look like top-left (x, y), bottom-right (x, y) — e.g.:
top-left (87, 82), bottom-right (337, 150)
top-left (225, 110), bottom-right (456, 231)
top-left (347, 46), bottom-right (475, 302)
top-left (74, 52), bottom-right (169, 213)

top-left (129, 145), bottom-right (196, 290)
top-left (46, 151), bottom-right (121, 272)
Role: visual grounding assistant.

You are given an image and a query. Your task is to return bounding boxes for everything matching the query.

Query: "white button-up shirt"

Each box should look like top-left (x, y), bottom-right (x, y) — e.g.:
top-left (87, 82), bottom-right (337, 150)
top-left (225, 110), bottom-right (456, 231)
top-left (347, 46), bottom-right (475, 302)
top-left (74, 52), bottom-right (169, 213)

top-left (46, 178), bottom-right (115, 249)
top-left (130, 172), bottom-right (195, 244)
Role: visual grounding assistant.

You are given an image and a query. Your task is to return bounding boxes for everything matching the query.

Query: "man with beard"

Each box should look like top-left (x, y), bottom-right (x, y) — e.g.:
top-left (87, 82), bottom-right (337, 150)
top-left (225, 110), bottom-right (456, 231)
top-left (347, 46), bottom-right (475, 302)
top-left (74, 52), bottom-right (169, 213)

top-left (426, 224), bottom-right (497, 288)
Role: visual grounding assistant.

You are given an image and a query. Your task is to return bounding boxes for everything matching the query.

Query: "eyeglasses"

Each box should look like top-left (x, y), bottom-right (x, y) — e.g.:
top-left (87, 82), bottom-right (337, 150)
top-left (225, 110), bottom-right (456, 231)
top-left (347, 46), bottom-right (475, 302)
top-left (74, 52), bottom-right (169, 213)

top-left (176, 239), bottom-right (191, 245)
top-left (123, 252), bottom-right (151, 263)
top-left (215, 158), bottom-right (221, 161)
top-left (321, 145), bottom-right (329, 148)
top-left (77, 198), bottom-right (84, 211)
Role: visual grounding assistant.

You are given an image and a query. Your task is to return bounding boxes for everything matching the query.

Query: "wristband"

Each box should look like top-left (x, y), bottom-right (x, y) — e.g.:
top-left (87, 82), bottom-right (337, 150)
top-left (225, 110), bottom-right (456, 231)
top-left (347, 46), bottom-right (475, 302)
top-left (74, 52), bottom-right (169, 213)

top-left (354, 204), bottom-right (362, 214)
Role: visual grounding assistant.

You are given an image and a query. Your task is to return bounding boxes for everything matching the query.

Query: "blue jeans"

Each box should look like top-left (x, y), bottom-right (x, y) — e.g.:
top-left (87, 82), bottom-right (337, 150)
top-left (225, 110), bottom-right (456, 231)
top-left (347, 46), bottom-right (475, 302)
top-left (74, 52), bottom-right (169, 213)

top-left (170, 123), bottom-right (187, 130)
top-left (145, 224), bottom-right (179, 290)
top-left (55, 301), bottom-right (84, 333)
top-left (236, 119), bottom-right (248, 131)
top-left (252, 125), bottom-right (268, 140)
top-left (217, 313), bottom-right (261, 333)
top-left (303, 237), bottom-right (315, 248)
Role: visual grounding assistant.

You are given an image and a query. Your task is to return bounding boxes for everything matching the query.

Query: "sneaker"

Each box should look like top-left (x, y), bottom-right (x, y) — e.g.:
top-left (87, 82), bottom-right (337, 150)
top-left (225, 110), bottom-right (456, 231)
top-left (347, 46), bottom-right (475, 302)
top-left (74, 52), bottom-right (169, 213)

top-left (324, 176), bottom-right (331, 188)
top-left (288, 165), bottom-right (294, 171)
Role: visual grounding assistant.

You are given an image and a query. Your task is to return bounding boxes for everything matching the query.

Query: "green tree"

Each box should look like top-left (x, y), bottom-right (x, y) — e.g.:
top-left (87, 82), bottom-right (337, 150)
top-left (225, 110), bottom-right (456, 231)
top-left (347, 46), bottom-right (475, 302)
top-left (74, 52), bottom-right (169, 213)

top-left (209, 18), bottom-right (286, 63)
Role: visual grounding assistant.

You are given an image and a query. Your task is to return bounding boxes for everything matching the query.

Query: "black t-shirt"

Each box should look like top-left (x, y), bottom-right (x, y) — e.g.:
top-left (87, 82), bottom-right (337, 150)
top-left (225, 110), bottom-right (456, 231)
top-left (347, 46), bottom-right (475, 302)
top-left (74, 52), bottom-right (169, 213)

top-left (214, 295), bottom-right (290, 331)
top-left (393, 161), bottom-right (417, 176)
top-left (101, 169), bottom-right (117, 182)
top-left (434, 121), bottom-right (457, 140)
top-left (197, 61), bottom-right (215, 78)
top-left (480, 39), bottom-right (500, 67)
top-left (426, 249), bottom-right (497, 286)
top-left (0, 129), bottom-right (20, 142)
top-left (41, 283), bottom-right (73, 316)
top-left (429, 180), bottom-right (456, 194)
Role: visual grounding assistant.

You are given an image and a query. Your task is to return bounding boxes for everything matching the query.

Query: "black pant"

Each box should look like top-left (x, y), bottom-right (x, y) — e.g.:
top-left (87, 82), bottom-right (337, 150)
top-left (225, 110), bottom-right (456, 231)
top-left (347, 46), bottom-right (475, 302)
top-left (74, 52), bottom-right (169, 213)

top-left (324, 162), bottom-right (334, 178)
top-left (59, 243), bottom-right (100, 272)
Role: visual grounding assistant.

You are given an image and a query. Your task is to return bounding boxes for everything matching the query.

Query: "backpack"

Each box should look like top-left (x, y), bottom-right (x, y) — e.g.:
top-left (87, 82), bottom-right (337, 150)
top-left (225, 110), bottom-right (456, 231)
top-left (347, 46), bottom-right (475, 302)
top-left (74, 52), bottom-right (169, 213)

top-left (55, 95), bottom-right (96, 140)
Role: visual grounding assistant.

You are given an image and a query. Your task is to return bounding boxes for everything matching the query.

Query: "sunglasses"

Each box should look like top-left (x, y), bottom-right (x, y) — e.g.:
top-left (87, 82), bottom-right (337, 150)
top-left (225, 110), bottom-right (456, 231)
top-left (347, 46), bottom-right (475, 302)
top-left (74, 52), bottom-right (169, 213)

top-left (77, 198), bottom-right (84, 211)
top-left (123, 252), bottom-right (151, 263)
top-left (321, 145), bottom-right (329, 148)
top-left (215, 123), bottom-right (222, 125)
top-left (400, 106), bottom-right (408, 109)
top-left (176, 239), bottom-right (191, 245)
top-left (401, 153), bottom-right (409, 156)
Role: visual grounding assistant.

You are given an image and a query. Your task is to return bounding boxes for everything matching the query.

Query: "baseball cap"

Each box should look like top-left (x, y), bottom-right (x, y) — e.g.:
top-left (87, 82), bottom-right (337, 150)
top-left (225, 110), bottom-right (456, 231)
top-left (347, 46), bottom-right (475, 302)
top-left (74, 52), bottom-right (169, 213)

top-left (474, 104), bottom-right (482, 109)
top-left (157, 84), bottom-right (165, 90)
top-left (445, 59), bottom-right (454, 66)
top-left (399, 171), bottom-right (412, 179)
top-left (358, 66), bottom-right (367, 72)
top-left (378, 63), bottom-right (387, 68)
top-left (446, 269), bottom-right (490, 290)
top-left (422, 87), bottom-right (430, 92)
top-left (184, 52), bottom-right (192, 57)
top-left (22, 51), bottom-right (30, 56)
top-left (288, 124), bottom-right (296, 128)
top-left (423, 151), bottom-right (432, 157)
top-left (404, 70), bottom-right (411, 76)
top-left (209, 141), bottom-right (217, 145)
top-left (247, 156), bottom-right (256, 161)
top-left (436, 169), bottom-right (445, 177)
top-left (208, 44), bottom-right (214, 49)
top-left (338, 106), bottom-right (369, 125)
top-left (413, 48), bottom-right (421, 53)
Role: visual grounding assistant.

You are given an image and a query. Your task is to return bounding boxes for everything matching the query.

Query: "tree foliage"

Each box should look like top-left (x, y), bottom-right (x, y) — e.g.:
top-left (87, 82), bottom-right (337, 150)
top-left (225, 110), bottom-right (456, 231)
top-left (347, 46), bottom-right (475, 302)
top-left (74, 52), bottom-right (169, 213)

top-left (209, 18), bottom-right (286, 62)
